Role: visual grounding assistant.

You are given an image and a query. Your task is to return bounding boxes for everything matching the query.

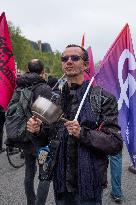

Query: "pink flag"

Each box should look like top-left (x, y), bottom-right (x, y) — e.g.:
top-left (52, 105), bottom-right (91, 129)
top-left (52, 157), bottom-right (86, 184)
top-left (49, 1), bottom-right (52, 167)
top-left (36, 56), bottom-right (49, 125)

top-left (81, 34), bottom-right (95, 83)
top-left (0, 12), bottom-right (16, 110)
top-left (84, 46), bottom-right (96, 85)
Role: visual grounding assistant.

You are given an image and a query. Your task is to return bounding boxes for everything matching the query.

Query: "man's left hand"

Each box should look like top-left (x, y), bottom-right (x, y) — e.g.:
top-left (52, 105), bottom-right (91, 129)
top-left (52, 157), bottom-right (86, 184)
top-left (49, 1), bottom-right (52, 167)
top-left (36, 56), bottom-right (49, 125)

top-left (64, 120), bottom-right (81, 138)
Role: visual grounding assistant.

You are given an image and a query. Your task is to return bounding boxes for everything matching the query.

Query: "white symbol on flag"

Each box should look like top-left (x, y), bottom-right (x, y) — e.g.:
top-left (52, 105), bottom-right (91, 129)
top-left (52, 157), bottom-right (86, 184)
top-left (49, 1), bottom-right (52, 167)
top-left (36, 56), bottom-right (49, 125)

top-left (118, 49), bottom-right (136, 110)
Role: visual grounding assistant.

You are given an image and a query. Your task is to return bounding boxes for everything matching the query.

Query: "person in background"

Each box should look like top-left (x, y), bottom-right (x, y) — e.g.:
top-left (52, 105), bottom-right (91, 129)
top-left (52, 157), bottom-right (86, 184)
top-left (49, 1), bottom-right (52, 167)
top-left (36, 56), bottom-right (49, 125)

top-left (109, 152), bottom-right (123, 203)
top-left (16, 59), bottom-right (52, 205)
top-left (27, 45), bottom-right (123, 205)
top-left (47, 75), bottom-right (58, 89)
top-left (0, 105), bottom-right (5, 153)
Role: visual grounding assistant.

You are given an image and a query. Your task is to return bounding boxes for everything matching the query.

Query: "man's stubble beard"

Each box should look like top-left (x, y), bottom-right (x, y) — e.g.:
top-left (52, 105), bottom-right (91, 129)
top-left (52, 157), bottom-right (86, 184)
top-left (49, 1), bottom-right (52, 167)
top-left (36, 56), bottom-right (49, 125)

top-left (65, 67), bottom-right (83, 78)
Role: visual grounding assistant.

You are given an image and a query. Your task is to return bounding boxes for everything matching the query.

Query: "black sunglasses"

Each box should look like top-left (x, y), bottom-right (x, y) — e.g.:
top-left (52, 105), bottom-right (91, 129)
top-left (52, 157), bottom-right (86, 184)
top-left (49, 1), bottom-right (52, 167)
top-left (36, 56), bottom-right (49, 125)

top-left (61, 55), bottom-right (83, 62)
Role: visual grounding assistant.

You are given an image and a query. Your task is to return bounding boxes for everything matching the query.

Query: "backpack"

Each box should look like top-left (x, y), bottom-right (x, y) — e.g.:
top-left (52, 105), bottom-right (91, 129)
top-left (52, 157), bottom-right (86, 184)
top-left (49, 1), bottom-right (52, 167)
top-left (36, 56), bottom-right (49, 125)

top-left (5, 84), bottom-right (39, 144)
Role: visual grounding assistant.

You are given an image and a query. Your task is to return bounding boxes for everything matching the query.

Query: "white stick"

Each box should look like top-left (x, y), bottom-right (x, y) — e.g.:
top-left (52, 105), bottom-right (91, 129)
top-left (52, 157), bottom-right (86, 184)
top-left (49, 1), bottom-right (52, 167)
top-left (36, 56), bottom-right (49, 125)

top-left (74, 76), bottom-right (94, 121)
top-left (52, 74), bottom-right (65, 91)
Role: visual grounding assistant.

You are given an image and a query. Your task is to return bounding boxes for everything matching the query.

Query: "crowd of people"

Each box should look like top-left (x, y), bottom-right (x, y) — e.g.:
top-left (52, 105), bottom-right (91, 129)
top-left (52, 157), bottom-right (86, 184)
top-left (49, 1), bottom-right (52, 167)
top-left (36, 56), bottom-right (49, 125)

top-left (0, 44), bottom-right (135, 205)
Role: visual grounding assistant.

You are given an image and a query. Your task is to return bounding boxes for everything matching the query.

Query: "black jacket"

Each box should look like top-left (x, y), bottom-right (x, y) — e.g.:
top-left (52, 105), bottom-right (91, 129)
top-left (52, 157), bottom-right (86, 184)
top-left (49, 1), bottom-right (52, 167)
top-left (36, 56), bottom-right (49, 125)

top-left (36, 84), bottom-right (123, 188)
top-left (16, 72), bottom-right (52, 152)
top-left (16, 72), bottom-right (52, 102)
top-left (0, 105), bottom-right (5, 129)
top-left (78, 86), bottom-right (123, 187)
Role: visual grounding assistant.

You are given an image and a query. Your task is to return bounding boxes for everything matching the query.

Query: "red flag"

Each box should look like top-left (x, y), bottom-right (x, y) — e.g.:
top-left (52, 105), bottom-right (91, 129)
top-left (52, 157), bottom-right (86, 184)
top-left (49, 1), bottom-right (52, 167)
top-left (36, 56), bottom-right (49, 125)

top-left (0, 12), bottom-right (16, 110)
top-left (95, 24), bottom-right (136, 164)
top-left (81, 33), bottom-right (85, 48)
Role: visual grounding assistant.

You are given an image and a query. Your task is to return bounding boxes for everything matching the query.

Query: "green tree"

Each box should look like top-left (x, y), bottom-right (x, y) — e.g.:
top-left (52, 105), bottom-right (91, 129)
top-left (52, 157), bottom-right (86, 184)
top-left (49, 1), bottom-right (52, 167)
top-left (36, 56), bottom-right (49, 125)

top-left (52, 51), bottom-right (62, 77)
top-left (8, 22), bottom-right (62, 76)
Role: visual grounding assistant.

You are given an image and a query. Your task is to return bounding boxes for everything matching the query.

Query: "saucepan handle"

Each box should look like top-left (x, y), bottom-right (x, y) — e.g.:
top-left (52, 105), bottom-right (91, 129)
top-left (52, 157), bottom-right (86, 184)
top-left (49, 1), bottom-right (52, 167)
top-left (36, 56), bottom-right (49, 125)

top-left (60, 117), bottom-right (68, 123)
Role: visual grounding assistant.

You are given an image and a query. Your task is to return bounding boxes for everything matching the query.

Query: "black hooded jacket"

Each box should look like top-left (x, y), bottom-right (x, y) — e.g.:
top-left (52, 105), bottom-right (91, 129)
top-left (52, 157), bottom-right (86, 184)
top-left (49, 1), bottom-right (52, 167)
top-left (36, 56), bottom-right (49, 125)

top-left (16, 72), bottom-right (52, 101)
top-left (16, 72), bottom-right (52, 153)
top-left (38, 83), bottom-right (123, 189)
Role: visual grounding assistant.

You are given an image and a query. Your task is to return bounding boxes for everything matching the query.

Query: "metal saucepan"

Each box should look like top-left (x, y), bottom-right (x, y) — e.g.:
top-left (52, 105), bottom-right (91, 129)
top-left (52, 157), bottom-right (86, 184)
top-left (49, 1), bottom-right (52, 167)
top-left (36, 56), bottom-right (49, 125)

top-left (32, 76), bottom-right (95, 124)
top-left (31, 96), bottom-right (67, 124)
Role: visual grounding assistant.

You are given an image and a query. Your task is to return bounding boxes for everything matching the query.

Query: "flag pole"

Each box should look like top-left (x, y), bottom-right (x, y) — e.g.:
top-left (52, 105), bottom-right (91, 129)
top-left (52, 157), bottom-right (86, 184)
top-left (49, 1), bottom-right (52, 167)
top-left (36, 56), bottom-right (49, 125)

top-left (74, 76), bottom-right (95, 121)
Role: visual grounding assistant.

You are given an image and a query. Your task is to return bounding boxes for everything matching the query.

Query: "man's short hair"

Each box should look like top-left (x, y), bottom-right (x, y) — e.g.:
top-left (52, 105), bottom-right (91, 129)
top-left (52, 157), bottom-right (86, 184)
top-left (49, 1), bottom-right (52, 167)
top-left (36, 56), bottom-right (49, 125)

top-left (66, 44), bottom-right (88, 62)
top-left (28, 59), bottom-right (44, 74)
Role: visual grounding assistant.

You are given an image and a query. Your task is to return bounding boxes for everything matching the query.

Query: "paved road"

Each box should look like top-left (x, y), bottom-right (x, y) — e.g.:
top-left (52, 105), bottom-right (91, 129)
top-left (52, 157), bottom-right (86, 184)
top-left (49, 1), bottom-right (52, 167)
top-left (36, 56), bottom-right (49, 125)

top-left (0, 138), bottom-right (136, 204)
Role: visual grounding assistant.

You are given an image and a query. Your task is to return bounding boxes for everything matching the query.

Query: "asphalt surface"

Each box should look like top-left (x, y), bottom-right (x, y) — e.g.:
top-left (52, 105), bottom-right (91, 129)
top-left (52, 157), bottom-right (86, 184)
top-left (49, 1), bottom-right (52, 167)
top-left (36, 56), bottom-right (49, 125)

top-left (0, 133), bottom-right (136, 205)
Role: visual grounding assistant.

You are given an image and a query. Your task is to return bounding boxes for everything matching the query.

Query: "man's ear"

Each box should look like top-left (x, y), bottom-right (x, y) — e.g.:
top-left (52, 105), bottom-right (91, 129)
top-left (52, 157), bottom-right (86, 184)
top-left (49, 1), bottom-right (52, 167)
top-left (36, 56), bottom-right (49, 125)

top-left (40, 70), bottom-right (46, 79)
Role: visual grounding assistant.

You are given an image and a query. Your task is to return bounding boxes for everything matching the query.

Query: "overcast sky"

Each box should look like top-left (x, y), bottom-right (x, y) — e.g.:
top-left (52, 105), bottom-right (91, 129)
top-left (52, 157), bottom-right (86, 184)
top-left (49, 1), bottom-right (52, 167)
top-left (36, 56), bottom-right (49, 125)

top-left (1, 0), bottom-right (136, 62)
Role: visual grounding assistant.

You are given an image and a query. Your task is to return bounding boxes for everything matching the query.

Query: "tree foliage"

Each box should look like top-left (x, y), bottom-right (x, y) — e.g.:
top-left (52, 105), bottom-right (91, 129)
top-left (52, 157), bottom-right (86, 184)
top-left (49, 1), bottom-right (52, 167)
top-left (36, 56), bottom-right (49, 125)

top-left (8, 22), bottom-right (63, 77)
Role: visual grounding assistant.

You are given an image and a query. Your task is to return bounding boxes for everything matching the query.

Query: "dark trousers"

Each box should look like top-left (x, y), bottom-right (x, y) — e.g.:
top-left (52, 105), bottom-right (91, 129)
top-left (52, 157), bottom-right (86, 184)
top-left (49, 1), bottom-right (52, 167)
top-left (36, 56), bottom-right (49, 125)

top-left (0, 106), bottom-right (5, 150)
top-left (0, 124), bottom-right (4, 149)
top-left (24, 152), bottom-right (50, 205)
top-left (56, 192), bottom-right (102, 205)
top-left (0, 130), bottom-right (3, 149)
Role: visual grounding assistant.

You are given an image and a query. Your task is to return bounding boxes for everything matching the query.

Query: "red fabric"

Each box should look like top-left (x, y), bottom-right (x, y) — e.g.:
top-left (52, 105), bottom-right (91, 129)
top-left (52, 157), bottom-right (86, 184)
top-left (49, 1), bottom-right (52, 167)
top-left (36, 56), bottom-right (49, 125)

top-left (0, 12), bottom-right (16, 110)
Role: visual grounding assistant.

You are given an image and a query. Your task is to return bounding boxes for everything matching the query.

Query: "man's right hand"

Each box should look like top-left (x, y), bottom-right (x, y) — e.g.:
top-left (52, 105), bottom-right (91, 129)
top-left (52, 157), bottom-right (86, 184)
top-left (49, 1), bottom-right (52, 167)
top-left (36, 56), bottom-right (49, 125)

top-left (27, 116), bottom-right (42, 134)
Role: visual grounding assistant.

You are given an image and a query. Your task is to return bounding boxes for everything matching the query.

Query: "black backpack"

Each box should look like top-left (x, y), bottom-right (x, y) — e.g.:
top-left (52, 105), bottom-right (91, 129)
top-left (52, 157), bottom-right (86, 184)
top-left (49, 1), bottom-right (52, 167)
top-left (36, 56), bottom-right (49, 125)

top-left (5, 85), bottom-right (39, 144)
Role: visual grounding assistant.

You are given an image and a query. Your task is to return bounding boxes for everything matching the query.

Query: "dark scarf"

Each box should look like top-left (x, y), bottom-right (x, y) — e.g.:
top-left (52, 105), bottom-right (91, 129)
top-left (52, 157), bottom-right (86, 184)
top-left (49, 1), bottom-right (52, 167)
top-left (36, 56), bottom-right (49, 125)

top-left (54, 81), bottom-right (102, 202)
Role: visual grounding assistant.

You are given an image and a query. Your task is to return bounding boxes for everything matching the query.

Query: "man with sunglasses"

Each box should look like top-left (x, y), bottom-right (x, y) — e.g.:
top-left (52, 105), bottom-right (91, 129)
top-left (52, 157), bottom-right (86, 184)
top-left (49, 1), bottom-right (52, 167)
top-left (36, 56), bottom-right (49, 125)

top-left (27, 44), bottom-right (123, 205)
